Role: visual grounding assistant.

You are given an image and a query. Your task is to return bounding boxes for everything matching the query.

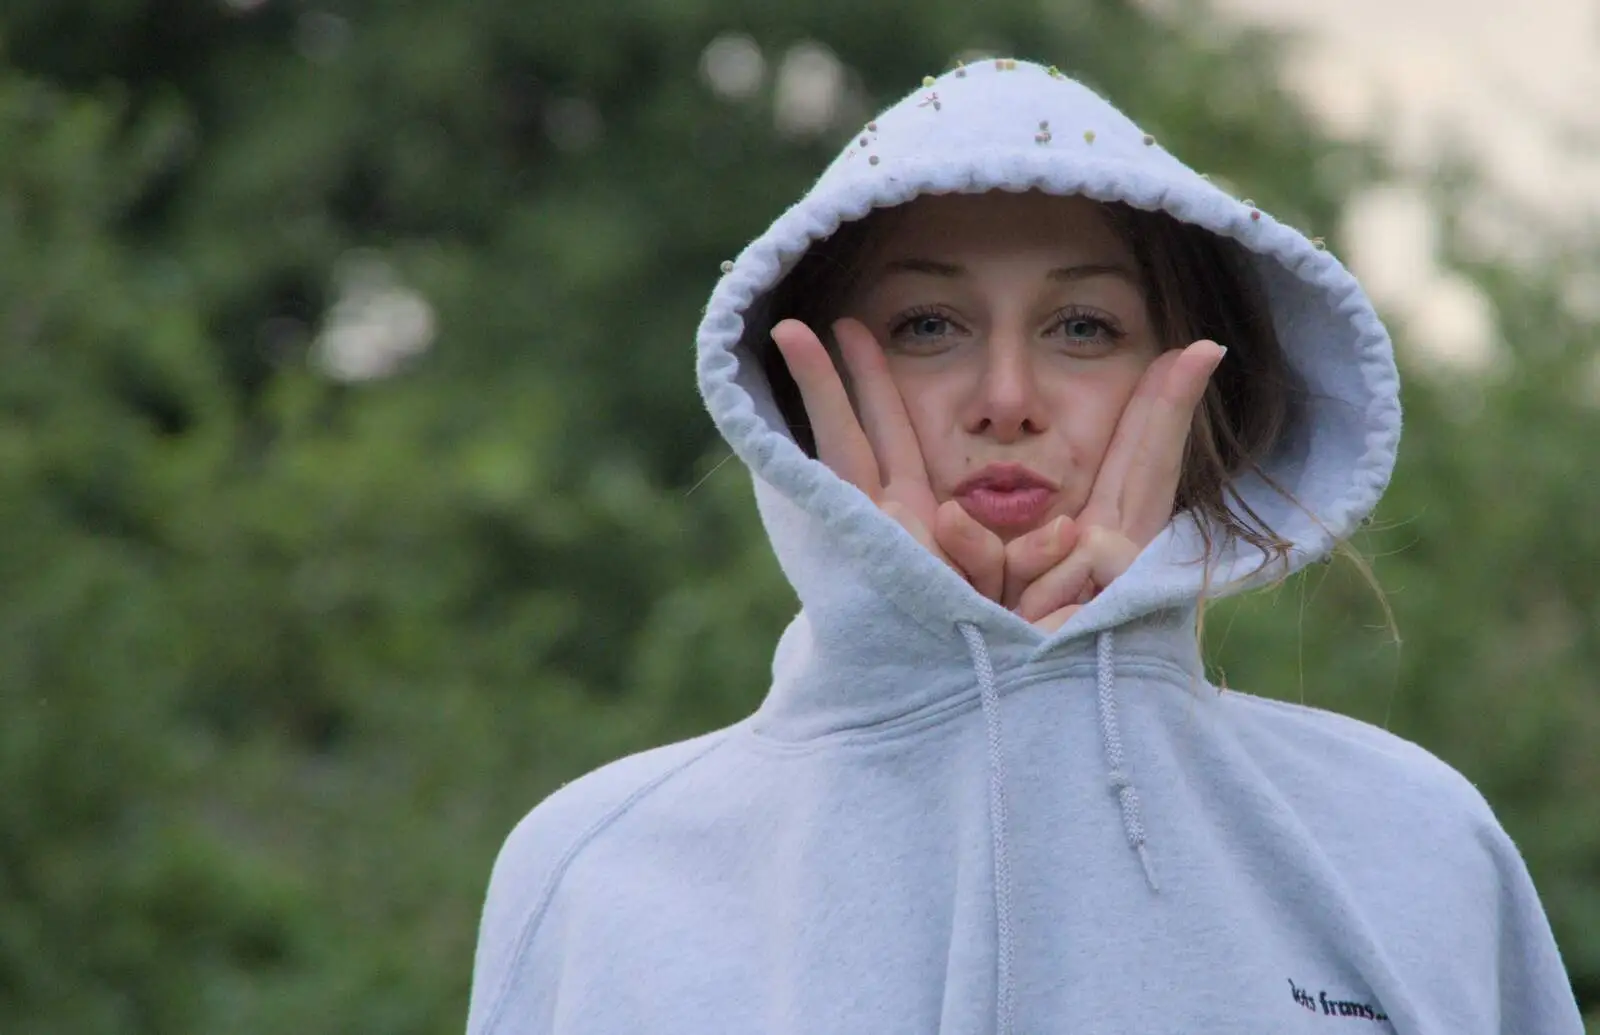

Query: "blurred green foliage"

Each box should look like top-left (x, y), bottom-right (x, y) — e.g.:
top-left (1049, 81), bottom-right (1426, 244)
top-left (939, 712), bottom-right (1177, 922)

top-left (0, 1), bottom-right (1594, 1032)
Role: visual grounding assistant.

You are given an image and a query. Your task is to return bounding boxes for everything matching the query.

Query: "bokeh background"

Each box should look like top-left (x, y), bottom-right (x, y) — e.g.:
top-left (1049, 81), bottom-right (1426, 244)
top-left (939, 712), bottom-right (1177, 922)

top-left (2, 1), bottom-right (1596, 1032)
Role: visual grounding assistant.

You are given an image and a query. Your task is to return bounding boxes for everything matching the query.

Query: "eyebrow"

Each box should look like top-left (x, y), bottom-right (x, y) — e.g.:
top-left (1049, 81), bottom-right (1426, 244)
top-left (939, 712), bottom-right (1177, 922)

top-left (876, 258), bottom-right (1140, 285)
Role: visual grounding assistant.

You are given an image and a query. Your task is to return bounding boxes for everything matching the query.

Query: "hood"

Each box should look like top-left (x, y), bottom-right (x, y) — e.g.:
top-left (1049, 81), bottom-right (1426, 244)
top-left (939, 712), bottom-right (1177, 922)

top-left (695, 58), bottom-right (1400, 693)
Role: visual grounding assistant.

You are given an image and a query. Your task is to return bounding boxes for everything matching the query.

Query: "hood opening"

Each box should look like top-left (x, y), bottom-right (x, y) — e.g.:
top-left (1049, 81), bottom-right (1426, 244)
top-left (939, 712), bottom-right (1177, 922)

top-left (738, 190), bottom-right (1315, 581)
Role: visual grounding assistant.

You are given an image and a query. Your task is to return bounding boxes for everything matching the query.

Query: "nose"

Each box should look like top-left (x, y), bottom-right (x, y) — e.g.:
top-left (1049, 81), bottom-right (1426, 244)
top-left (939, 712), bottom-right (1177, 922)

top-left (963, 332), bottom-right (1049, 443)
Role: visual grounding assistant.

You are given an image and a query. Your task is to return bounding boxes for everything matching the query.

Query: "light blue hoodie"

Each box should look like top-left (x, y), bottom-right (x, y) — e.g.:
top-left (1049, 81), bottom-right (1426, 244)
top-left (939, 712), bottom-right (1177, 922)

top-left (468, 60), bottom-right (1584, 1034)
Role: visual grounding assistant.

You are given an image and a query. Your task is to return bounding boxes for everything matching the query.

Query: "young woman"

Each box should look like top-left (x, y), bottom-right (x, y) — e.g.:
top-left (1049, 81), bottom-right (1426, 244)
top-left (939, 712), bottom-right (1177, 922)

top-left (468, 60), bottom-right (1584, 1034)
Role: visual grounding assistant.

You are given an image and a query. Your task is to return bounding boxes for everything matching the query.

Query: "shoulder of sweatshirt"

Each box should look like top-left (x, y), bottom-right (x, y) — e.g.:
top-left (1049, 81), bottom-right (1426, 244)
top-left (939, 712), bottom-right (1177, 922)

top-left (1212, 688), bottom-right (1557, 977)
top-left (1215, 687), bottom-right (1519, 861)
top-left (480, 721), bottom-right (742, 911)
top-left (1217, 689), bottom-right (1582, 1026)
top-left (1219, 688), bottom-right (1492, 807)
top-left (470, 723), bottom-right (743, 987)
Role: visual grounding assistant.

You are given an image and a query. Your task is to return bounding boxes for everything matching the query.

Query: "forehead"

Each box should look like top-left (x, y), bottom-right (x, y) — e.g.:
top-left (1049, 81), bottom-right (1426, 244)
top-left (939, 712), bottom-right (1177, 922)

top-left (870, 191), bottom-right (1131, 263)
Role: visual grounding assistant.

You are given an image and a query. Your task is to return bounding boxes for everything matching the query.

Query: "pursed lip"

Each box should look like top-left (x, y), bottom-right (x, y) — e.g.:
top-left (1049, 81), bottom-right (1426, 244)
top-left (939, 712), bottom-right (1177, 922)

top-left (951, 463), bottom-right (1061, 533)
top-left (952, 462), bottom-right (1059, 496)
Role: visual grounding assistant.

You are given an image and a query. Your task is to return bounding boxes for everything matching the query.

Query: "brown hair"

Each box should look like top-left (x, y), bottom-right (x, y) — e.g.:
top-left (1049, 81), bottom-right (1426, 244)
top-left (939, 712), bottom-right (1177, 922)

top-left (746, 195), bottom-right (1392, 640)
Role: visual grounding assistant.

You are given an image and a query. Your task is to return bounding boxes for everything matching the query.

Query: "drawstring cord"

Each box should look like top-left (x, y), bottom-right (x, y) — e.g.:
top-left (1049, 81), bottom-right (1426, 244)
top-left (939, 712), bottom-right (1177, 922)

top-left (957, 622), bottom-right (1015, 1035)
top-left (1095, 629), bottom-right (1161, 892)
top-left (955, 622), bottom-right (1162, 1035)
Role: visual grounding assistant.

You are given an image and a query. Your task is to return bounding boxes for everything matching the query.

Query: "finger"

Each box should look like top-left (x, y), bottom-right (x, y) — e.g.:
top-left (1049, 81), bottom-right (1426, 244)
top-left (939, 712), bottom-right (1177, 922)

top-left (1120, 340), bottom-right (1226, 545)
top-left (1001, 515), bottom-right (1077, 609)
top-left (771, 319), bottom-right (881, 495)
top-left (1079, 349), bottom-right (1183, 528)
top-left (934, 500), bottom-right (1005, 602)
top-left (1034, 603), bottom-right (1082, 634)
top-left (1014, 527), bottom-right (1142, 622)
top-left (1015, 549), bottom-right (1094, 624)
top-left (832, 318), bottom-right (933, 496)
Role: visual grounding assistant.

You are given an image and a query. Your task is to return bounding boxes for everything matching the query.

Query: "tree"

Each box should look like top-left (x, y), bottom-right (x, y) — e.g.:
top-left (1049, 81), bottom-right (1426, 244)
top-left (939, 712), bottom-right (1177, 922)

top-left (0, 1), bottom-right (1593, 1030)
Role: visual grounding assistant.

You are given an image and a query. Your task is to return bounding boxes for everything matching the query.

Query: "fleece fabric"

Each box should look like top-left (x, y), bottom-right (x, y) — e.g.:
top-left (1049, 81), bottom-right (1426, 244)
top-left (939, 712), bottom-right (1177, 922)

top-left (467, 60), bottom-right (1584, 1034)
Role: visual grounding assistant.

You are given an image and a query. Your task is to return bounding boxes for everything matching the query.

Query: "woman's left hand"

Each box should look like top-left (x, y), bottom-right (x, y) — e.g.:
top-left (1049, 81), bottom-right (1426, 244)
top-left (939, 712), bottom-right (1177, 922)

top-left (1015, 339), bottom-right (1226, 632)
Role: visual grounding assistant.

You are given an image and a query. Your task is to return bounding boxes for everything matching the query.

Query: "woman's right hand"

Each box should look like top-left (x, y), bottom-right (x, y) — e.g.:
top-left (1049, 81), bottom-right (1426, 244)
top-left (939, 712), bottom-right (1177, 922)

top-left (771, 317), bottom-right (1030, 602)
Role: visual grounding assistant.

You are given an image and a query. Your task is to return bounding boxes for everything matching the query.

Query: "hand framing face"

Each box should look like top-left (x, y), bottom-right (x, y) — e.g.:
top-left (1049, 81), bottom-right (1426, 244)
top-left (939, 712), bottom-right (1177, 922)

top-left (770, 317), bottom-right (1223, 631)
top-left (1009, 340), bottom-right (1225, 629)
top-left (770, 317), bottom-right (1009, 591)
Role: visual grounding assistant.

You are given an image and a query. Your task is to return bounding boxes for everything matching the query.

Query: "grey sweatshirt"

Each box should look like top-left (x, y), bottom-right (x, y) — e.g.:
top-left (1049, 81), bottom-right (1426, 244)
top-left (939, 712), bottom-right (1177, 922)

top-left (467, 60), bottom-right (1584, 1034)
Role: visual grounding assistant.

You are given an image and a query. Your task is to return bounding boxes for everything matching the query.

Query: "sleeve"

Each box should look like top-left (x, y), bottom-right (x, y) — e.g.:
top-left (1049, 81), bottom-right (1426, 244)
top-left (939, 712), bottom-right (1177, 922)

top-left (466, 805), bottom-right (568, 1035)
top-left (1478, 815), bottom-right (1586, 1034)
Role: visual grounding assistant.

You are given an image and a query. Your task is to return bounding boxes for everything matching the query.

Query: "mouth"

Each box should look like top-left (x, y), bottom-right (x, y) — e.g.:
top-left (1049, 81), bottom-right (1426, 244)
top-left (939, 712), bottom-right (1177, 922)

top-left (952, 463), bottom-right (1060, 533)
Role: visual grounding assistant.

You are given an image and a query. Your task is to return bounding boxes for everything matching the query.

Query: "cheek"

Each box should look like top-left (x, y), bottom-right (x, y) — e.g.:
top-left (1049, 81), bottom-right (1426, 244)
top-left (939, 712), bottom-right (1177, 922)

top-left (892, 371), bottom-right (961, 466)
top-left (1052, 362), bottom-right (1149, 462)
top-left (883, 363), bottom-right (978, 486)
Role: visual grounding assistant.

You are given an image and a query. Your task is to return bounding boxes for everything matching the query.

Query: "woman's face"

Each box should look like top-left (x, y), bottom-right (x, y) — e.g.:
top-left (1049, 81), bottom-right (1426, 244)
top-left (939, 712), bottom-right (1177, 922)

top-left (841, 191), bottom-right (1164, 540)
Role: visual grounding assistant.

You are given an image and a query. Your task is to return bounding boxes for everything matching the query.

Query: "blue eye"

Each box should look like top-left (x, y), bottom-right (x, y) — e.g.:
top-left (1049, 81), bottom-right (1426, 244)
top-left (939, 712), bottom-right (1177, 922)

top-left (887, 307), bottom-right (965, 349)
top-left (1051, 307), bottom-right (1125, 346)
top-left (893, 312), bottom-right (952, 338)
